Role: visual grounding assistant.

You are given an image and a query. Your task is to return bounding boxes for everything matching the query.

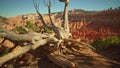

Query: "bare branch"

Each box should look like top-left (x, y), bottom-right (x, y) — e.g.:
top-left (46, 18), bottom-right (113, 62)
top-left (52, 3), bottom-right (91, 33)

top-left (48, 0), bottom-right (55, 26)
top-left (0, 28), bottom-right (60, 66)
top-left (32, 0), bottom-right (71, 39)
top-left (0, 27), bottom-right (36, 42)
top-left (0, 37), bottom-right (58, 66)
top-left (44, 0), bottom-right (55, 26)
top-left (0, 45), bottom-right (31, 66)
top-left (33, 0), bottom-right (48, 27)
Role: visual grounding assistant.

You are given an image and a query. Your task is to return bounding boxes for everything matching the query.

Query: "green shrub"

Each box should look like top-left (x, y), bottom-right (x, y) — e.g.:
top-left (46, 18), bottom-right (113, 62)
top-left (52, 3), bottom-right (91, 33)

top-left (1, 48), bottom-right (10, 56)
top-left (16, 21), bottom-right (40, 34)
top-left (25, 21), bottom-right (40, 32)
top-left (16, 26), bottom-right (27, 34)
top-left (44, 27), bottom-right (53, 33)
top-left (91, 36), bottom-right (120, 50)
top-left (0, 16), bottom-right (7, 21)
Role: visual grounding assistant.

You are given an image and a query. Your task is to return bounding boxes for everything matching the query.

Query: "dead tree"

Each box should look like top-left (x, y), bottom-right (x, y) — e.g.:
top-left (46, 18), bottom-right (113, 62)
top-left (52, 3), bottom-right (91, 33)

top-left (0, 0), bottom-right (95, 68)
top-left (33, 0), bottom-right (71, 39)
top-left (0, 0), bottom-right (73, 67)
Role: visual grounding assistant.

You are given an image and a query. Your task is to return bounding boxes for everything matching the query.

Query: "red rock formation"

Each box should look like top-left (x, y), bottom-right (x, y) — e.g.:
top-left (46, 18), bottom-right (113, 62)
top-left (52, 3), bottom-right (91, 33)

top-left (3, 10), bottom-right (120, 42)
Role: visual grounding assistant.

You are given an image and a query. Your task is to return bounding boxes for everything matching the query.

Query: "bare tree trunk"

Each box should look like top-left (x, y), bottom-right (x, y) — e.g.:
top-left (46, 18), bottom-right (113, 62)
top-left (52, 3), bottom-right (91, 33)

top-left (42, 0), bottom-right (71, 39)
top-left (63, 0), bottom-right (70, 32)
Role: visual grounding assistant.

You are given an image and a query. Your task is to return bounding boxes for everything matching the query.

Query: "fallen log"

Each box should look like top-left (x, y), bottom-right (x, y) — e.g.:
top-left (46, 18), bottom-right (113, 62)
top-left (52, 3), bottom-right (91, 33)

top-left (0, 35), bottom-right (58, 66)
top-left (47, 52), bottom-right (75, 68)
top-left (0, 27), bottom-right (41, 43)
top-left (0, 45), bottom-right (31, 66)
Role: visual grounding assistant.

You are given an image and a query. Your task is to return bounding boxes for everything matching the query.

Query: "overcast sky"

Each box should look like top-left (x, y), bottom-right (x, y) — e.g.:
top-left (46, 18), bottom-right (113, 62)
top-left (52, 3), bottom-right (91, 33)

top-left (0, 0), bottom-right (120, 17)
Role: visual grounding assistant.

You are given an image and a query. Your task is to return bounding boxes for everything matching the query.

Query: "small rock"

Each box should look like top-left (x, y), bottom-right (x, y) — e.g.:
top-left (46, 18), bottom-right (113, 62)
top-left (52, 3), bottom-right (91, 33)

top-left (0, 38), bottom-right (4, 43)
top-left (12, 46), bottom-right (22, 51)
top-left (3, 40), bottom-right (14, 48)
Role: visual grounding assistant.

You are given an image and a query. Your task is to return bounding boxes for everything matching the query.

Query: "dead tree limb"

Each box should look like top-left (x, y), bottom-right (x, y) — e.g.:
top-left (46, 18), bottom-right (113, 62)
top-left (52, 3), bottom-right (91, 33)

top-left (0, 45), bottom-right (31, 66)
top-left (0, 27), bottom-right (41, 43)
top-left (47, 52), bottom-right (75, 68)
top-left (33, 0), bottom-right (48, 27)
top-left (0, 27), bottom-right (73, 66)
top-left (0, 39), bottom-right (48, 66)
top-left (0, 31), bottom-right (59, 66)
top-left (44, 0), bottom-right (55, 26)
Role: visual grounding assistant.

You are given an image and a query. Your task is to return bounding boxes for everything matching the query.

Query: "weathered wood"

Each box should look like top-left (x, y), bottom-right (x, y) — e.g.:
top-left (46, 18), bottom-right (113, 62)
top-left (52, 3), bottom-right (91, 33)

top-left (0, 27), bottom-right (60, 66)
top-left (0, 27), bottom-right (41, 42)
top-left (33, 0), bottom-right (48, 27)
top-left (47, 53), bottom-right (75, 68)
top-left (0, 36), bottom-right (59, 66)
top-left (0, 0), bottom-right (73, 67)
top-left (0, 27), bottom-right (59, 44)
top-left (0, 45), bottom-right (31, 66)
top-left (63, 0), bottom-right (70, 32)
top-left (33, 0), bottom-right (71, 39)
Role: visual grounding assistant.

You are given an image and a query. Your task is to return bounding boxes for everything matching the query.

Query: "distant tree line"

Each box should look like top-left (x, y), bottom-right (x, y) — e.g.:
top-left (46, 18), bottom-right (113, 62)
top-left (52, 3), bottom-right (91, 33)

top-left (0, 16), bottom-right (7, 22)
top-left (0, 16), bottom-right (8, 26)
top-left (106, 6), bottom-right (120, 11)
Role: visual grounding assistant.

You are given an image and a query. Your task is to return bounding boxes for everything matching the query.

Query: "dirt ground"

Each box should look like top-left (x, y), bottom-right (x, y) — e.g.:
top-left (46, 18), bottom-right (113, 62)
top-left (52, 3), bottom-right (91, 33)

top-left (1, 46), bottom-right (119, 68)
top-left (37, 46), bottom-right (120, 68)
top-left (37, 47), bottom-right (120, 68)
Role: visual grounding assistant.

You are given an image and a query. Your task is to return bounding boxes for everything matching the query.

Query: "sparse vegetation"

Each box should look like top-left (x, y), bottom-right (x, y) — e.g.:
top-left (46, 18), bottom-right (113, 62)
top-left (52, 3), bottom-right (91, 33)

top-left (0, 16), bottom-right (8, 26)
top-left (25, 21), bottom-right (40, 32)
top-left (0, 48), bottom-right (10, 56)
top-left (0, 16), bottom-right (7, 22)
top-left (91, 36), bottom-right (120, 50)
top-left (16, 26), bottom-right (27, 34)
top-left (44, 27), bottom-right (53, 33)
top-left (2, 48), bottom-right (10, 56)
top-left (16, 21), bottom-right (40, 34)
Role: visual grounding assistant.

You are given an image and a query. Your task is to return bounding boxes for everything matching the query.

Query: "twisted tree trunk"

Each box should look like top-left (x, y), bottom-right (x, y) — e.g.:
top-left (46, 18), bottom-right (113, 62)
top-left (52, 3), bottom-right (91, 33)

top-left (63, 0), bottom-right (70, 32)
top-left (0, 0), bottom-right (73, 67)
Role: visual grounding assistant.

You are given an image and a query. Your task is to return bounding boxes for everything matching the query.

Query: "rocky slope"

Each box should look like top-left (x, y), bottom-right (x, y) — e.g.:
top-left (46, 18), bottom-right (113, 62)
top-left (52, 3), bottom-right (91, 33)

top-left (2, 9), bottom-right (119, 42)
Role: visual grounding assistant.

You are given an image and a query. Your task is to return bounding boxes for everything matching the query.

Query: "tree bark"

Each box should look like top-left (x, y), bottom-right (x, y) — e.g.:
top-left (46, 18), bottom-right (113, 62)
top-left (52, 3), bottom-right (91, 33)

top-left (0, 27), bottom-right (41, 43)
top-left (0, 45), bottom-right (31, 66)
top-left (0, 31), bottom-right (59, 66)
top-left (63, 0), bottom-right (70, 32)
top-left (47, 52), bottom-right (75, 68)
